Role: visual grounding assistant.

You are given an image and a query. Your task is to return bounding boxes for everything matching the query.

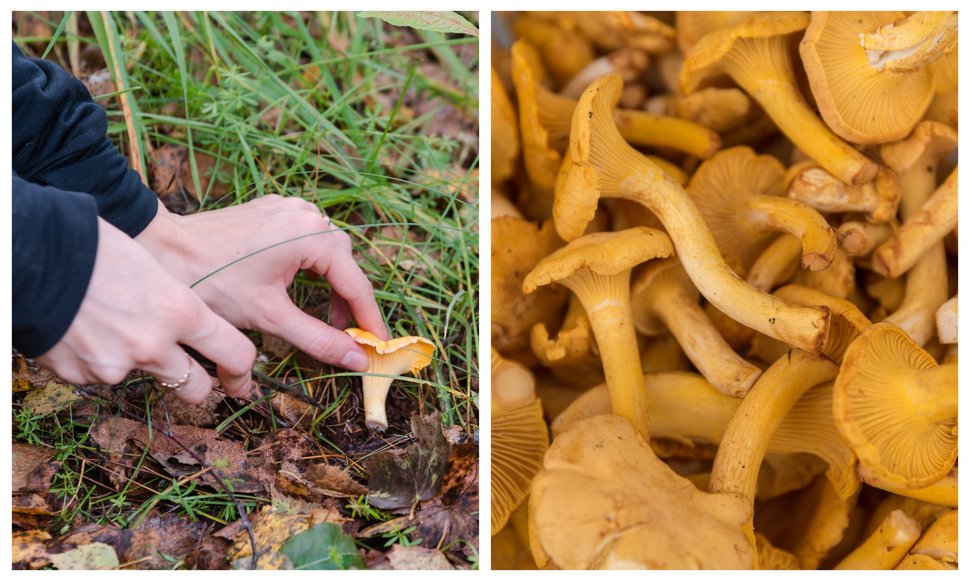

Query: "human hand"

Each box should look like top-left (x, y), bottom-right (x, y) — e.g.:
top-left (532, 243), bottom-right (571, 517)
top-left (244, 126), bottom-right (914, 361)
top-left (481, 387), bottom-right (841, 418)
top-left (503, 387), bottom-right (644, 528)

top-left (38, 218), bottom-right (257, 403)
top-left (136, 196), bottom-right (389, 371)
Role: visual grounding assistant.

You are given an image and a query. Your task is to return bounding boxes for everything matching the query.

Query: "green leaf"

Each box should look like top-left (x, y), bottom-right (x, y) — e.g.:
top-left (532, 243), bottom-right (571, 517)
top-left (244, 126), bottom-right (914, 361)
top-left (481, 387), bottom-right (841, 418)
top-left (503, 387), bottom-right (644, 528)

top-left (357, 11), bottom-right (478, 37)
top-left (49, 543), bottom-right (119, 570)
top-left (279, 523), bottom-right (365, 570)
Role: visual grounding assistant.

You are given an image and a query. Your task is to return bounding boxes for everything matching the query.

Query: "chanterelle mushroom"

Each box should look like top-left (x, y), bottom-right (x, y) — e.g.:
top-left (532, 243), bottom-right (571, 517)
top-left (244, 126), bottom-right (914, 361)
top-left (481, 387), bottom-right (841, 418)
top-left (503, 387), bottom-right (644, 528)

top-left (530, 350), bottom-right (838, 569)
top-left (800, 11), bottom-right (957, 144)
top-left (680, 11), bottom-right (878, 185)
top-left (344, 329), bottom-right (434, 431)
top-left (630, 258), bottom-right (762, 397)
top-left (556, 74), bottom-right (831, 353)
top-left (687, 146), bottom-right (837, 275)
top-left (491, 348), bottom-right (548, 534)
top-left (833, 322), bottom-right (958, 490)
top-left (523, 226), bottom-right (674, 435)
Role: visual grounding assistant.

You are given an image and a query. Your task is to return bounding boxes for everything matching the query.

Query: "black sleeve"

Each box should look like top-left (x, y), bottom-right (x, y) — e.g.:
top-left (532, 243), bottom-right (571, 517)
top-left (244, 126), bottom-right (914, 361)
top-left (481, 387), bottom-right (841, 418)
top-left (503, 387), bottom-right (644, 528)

top-left (12, 41), bottom-right (157, 237)
top-left (13, 173), bottom-right (100, 357)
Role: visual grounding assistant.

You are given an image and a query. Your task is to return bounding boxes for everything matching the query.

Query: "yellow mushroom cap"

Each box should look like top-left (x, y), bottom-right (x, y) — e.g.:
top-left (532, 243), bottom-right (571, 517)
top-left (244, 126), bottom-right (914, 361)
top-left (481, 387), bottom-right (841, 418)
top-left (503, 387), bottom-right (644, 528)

top-left (800, 12), bottom-right (938, 144)
top-left (833, 323), bottom-right (958, 490)
top-left (530, 414), bottom-right (754, 569)
top-left (492, 216), bottom-right (568, 358)
top-left (686, 146), bottom-right (788, 275)
top-left (523, 227), bottom-right (674, 293)
top-left (491, 66), bottom-right (520, 185)
top-left (491, 349), bottom-right (549, 535)
top-left (345, 328), bottom-right (435, 375)
top-left (345, 328), bottom-right (435, 431)
top-left (675, 11), bottom-right (754, 54)
top-left (679, 12), bottom-right (810, 95)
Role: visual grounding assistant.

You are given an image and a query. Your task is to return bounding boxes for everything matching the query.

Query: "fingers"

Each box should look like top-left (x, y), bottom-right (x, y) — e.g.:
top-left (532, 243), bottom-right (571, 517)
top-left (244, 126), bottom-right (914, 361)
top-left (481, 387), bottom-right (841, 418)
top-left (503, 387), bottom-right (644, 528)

top-left (178, 297), bottom-right (257, 398)
top-left (309, 232), bottom-right (389, 341)
top-left (329, 295), bottom-right (351, 330)
top-left (261, 292), bottom-right (370, 371)
top-left (149, 349), bottom-right (213, 405)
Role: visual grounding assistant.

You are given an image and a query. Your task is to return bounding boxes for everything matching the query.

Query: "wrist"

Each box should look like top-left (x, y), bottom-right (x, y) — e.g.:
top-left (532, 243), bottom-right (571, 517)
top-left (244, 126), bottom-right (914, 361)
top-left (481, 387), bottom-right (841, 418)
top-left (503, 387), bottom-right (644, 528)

top-left (135, 200), bottom-right (200, 284)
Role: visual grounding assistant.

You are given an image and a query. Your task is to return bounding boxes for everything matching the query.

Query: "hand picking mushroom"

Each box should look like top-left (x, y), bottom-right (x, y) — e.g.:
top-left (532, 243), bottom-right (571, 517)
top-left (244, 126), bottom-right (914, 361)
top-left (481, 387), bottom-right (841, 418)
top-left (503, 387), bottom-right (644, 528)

top-left (833, 323), bottom-right (957, 490)
top-left (680, 11), bottom-right (878, 185)
top-left (557, 74), bottom-right (832, 353)
top-left (523, 226), bottom-right (674, 435)
top-left (344, 328), bottom-right (434, 431)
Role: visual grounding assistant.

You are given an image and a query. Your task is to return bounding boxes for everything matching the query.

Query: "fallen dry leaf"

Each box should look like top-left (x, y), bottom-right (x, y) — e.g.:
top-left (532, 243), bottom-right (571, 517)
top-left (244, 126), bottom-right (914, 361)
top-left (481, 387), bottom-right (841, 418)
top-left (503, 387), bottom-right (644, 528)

top-left (150, 144), bottom-right (230, 201)
top-left (13, 444), bottom-right (61, 520)
top-left (277, 461), bottom-right (367, 502)
top-left (226, 503), bottom-right (347, 568)
top-left (49, 542), bottom-right (119, 570)
top-left (12, 529), bottom-right (52, 569)
top-left (22, 380), bottom-right (82, 416)
top-left (386, 544), bottom-right (455, 570)
top-left (365, 412), bottom-right (451, 510)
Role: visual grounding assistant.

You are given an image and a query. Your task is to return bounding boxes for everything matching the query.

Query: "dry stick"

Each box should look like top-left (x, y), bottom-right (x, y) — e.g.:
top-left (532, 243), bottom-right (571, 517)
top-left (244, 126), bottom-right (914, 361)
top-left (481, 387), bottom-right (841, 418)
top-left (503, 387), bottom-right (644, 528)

top-left (100, 11), bottom-right (145, 184)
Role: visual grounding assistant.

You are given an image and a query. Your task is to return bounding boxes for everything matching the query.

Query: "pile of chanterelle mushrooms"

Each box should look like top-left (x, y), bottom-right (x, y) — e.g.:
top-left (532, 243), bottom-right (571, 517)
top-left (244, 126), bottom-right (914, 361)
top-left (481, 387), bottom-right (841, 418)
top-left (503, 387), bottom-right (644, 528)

top-left (491, 11), bottom-right (957, 570)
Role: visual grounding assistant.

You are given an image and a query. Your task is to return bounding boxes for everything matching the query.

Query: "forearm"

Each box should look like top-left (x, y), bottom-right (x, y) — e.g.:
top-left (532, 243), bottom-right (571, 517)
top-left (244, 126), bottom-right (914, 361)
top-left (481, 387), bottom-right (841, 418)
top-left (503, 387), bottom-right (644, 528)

top-left (11, 41), bottom-right (157, 236)
top-left (13, 174), bottom-right (99, 357)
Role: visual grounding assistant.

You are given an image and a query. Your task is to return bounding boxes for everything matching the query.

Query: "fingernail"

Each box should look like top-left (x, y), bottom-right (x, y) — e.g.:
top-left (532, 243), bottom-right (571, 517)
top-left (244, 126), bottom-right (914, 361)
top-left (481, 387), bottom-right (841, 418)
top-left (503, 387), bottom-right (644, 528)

top-left (340, 350), bottom-right (369, 372)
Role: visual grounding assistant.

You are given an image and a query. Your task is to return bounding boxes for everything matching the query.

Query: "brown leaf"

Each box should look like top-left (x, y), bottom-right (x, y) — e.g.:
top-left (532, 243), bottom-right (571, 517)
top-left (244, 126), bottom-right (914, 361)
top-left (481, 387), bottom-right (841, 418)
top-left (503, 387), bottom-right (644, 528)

top-left (272, 390), bottom-right (316, 428)
top-left (226, 504), bottom-right (342, 566)
top-left (80, 69), bottom-right (116, 104)
top-left (184, 535), bottom-right (231, 570)
top-left (150, 144), bottom-right (230, 201)
top-left (12, 529), bottom-right (52, 569)
top-left (276, 462), bottom-right (367, 502)
top-left (13, 444), bottom-right (58, 492)
top-left (151, 383), bottom-right (223, 427)
top-left (89, 417), bottom-right (142, 489)
top-left (22, 380), bottom-right (82, 416)
top-left (364, 412), bottom-right (451, 509)
top-left (386, 545), bottom-right (455, 570)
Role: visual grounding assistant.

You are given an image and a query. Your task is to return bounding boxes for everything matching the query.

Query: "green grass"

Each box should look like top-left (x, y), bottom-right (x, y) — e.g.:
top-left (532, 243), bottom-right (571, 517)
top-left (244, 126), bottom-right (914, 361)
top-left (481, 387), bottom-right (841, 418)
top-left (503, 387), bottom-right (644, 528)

top-left (14, 10), bottom-right (478, 568)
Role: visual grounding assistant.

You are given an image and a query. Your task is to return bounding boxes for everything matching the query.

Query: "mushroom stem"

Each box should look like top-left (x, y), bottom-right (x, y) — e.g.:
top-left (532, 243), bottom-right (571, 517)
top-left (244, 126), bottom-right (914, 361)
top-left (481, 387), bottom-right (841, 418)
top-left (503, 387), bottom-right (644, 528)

top-left (834, 510), bottom-right (921, 570)
top-left (788, 167), bottom-right (900, 223)
top-left (647, 283), bottom-right (762, 397)
top-left (725, 36), bottom-right (878, 185)
top-left (361, 375), bottom-right (394, 431)
top-left (560, 75), bottom-right (832, 352)
top-left (837, 220), bottom-right (895, 256)
top-left (613, 109), bottom-right (721, 159)
top-left (936, 296), bottom-right (957, 344)
top-left (743, 195), bottom-right (837, 271)
top-left (569, 272), bottom-right (650, 437)
top-left (872, 167), bottom-right (958, 278)
top-left (860, 11), bottom-right (958, 73)
top-left (746, 234), bottom-right (802, 291)
top-left (878, 470), bottom-right (958, 508)
top-left (709, 350), bottom-right (839, 504)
